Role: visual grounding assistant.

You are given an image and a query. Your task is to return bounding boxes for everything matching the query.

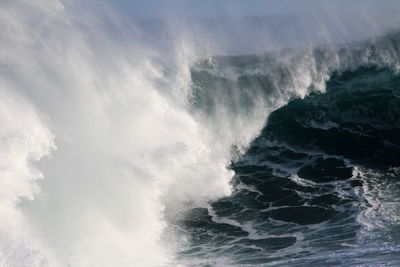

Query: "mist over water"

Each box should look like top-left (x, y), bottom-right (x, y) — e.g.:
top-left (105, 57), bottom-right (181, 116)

top-left (1, 0), bottom-right (400, 266)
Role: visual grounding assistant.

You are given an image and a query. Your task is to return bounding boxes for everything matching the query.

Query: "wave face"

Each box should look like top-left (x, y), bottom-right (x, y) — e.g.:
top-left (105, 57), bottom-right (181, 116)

top-left (175, 34), bottom-right (400, 266)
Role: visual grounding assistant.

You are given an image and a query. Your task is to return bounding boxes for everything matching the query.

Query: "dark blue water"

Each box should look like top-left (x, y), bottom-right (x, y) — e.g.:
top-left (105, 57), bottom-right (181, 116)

top-left (173, 32), bottom-right (400, 266)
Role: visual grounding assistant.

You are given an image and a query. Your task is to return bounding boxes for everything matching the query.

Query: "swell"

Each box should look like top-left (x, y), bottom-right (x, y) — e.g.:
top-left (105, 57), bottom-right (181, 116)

top-left (186, 31), bottom-right (400, 154)
top-left (176, 33), bottom-right (400, 266)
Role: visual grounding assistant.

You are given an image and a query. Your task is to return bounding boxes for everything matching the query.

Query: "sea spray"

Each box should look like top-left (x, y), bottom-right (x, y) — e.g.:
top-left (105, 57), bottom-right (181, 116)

top-left (0, 1), bottom-right (232, 265)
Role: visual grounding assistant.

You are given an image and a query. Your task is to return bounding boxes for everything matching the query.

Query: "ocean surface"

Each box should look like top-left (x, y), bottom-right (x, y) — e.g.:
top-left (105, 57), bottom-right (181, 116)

top-left (172, 33), bottom-right (400, 266)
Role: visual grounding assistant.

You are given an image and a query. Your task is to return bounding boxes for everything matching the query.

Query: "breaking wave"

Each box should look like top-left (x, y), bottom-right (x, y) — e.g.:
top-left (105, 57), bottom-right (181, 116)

top-left (1, 1), bottom-right (400, 266)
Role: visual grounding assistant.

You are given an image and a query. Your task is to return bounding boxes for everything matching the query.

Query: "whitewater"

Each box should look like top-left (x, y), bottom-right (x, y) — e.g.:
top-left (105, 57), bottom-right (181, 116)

top-left (1, 1), bottom-right (400, 266)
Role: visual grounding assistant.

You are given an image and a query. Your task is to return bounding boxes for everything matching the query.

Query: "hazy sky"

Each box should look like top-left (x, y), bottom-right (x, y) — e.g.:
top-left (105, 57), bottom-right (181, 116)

top-left (114, 0), bottom-right (287, 19)
top-left (112, 0), bottom-right (399, 20)
top-left (100, 0), bottom-right (400, 55)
